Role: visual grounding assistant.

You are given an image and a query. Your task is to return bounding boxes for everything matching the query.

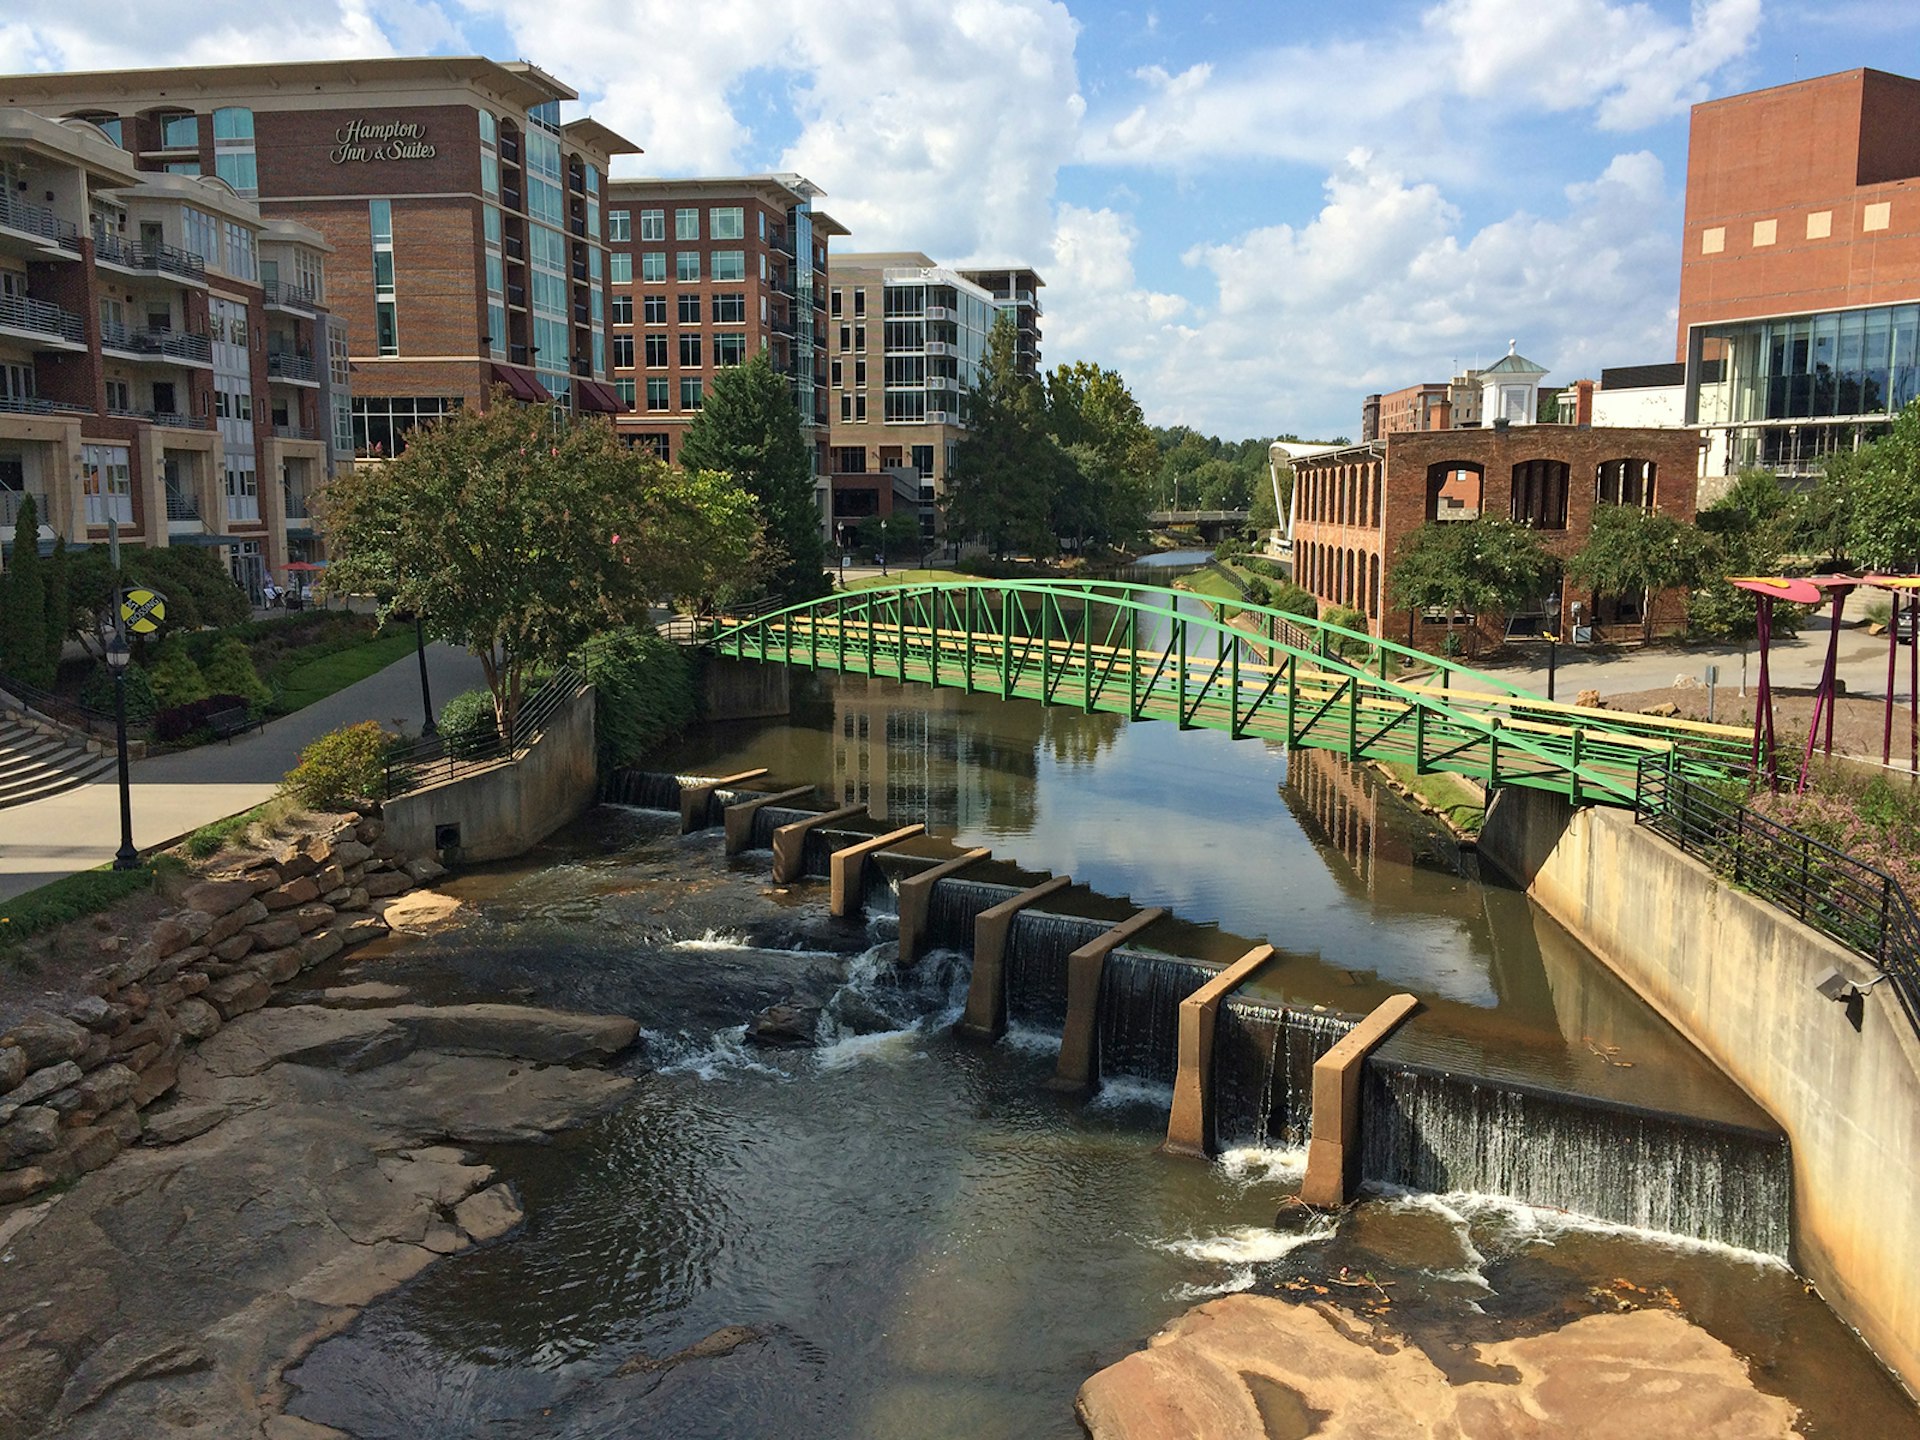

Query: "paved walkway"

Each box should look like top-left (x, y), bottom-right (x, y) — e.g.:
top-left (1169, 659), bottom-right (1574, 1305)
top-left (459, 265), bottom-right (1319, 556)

top-left (0, 643), bottom-right (488, 905)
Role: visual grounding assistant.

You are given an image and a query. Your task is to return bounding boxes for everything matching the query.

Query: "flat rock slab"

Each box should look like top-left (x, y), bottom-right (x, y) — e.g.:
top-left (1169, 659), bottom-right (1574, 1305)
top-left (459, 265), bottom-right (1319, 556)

top-left (1076, 1295), bottom-right (1799, 1440)
top-left (375, 890), bottom-right (462, 934)
top-left (193, 1003), bottom-right (639, 1079)
top-left (0, 999), bottom-right (638, 1440)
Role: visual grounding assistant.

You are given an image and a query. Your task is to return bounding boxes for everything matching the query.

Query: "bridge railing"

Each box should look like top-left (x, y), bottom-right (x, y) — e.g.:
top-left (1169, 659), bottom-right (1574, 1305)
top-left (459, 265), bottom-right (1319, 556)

top-left (1634, 754), bottom-right (1920, 1033)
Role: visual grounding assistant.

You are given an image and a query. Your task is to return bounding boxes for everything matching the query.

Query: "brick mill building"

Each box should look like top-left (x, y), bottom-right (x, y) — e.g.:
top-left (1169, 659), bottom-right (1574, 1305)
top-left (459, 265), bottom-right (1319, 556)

top-left (602, 175), bottom-right (845, 493)
top-left (1291, 424), bottom-right (1702, 652)
top-left (1, 108), bottom-right (340, 593)
top-left (3, 58), bottom-right (639, 465)
top-left (1679, 68), bottom-right (1920, 480)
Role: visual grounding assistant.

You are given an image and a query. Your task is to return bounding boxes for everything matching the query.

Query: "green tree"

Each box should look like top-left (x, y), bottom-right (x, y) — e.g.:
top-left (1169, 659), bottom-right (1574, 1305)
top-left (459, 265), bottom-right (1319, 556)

top-left (41, 535), bottom-right (70, 678)
top-left (1690, 471), bottom-right (1802, 640)
top-left (1044, 362), bottom-right (1156, 548)
top-left (318, 389), bottom-right (756, 733)
top-left (853, 511), bottom-right (924, 561)
top-left (1, 494), bottom-right (50, 685)
top-left (202, 636), bottom-right (272, 711)
top-left (1566, 504), bottom-right (1715, 644)
top-left (678, 350), bottom-right (828, 602)
top-left (1387, 519), bottom-right (1558, 657)
top-left (1838, 399), bottom-right (1920, 571)
top-left (146, 648), bottom-right (210, 709)
top-left (945, 316), bottom-right (1057, 559)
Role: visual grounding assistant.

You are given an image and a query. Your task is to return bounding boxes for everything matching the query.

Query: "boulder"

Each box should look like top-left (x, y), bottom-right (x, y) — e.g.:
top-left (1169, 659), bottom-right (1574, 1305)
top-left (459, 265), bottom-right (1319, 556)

top-left (3, 1060), bottom-right (84, 1110)
top-left (746, 997), bottom-right (824, 1047)
top-left (107, 943), bottom-right (162, 988)
top-left (332, 914), bottom-right (388, 949)
top-left (64, 996), bottom-right (115, 1031)
top-left (392, 1004), bottom-right (640, 1063)
top-left (341, 886), bottom-right (371, 913)
top-left (205, 973), bottom-right (271, 1021)
top-left (109, 1010), bottom-right (176, 1058)
top-left (130, 1044), bottom-right (183, 1106)
top-left (312, 862), bottom-right (346, 895)
top-left (263, 875), bottom-right (320, 911)
top-left (362, 871), bottom-right (412, 899)
top-left (51, 1123), bottom-right (124, 1178)
top-left (249, 916), bottom-right (305, 951)
top-left (377, 890), bottom-right (462, 933)
top-left (182, 878), bottom-right (264, 918)
top-left (173, 998), bottom-right (223, 1041)
top-left (0, 1165), bottom-right (52, 1204)
top-left (141, 1101), bottom-right (230, 1146)
top-left (76, 1032), bottom-right (113, 1071)
top-left (453, 1182), bottom-right (523, 1242)
top-left (206, 899), bottom-right (269, 947)
top-left (275, 846), bottom-right (319, 882)
top-left (212, 933), bottom-right (256, 963)
top-left (293, 903), bottom-right (335, 935)
top-left (74, 1063), bottom-right (138, 1115)
top-left (321, 886), bottom-right (352, 907)
top-left (355, 817), bottom-right (386, 846)
top-left (403, 856), bottom-right (449, 884)
top-left (0, 1106), bottom-right (61, 1162)
top-left (252, 948), bottom-right (303, 985)
top-left (148, 916), bottom-right (196, 957)
top-left (3, 1014), bottom-right (89, 1068)
top-left (298, 929), bottom-right (347, 971)
top-left (332, 839), bottom-right (375, 868)
top-left (0, 1046), bottom-right (23, 1092)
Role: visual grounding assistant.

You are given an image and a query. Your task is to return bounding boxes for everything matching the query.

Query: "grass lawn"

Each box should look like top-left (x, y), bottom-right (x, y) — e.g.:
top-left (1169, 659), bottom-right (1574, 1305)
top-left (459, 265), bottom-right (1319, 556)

top-left (1380, 761), bottom-right (1486, 835)
top-left (273, 631), bottom-right (423, 714)
top-left (841, 567), bottom-right (973, 592)
top-left (1176, 566), bottom-right (1242, 601)
top-left (0, 856), bottom-right (187, 956)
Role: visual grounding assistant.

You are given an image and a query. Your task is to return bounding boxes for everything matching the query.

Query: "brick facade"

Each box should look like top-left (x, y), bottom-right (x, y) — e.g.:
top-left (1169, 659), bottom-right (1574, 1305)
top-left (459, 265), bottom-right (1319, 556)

top-left (1292, 425), bottom-right (1702, 653)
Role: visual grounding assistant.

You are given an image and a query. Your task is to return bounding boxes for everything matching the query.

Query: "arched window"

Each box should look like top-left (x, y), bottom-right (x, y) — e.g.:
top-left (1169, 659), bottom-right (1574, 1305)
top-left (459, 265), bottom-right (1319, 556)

top-left (1425, 461), bottom-right (1484, 523)
top-left (1510, 459), bottom-right (1570, 528)
top-left (1596, 458), bottom-right (1657, 508)
top-left (1368, 553), bottom-right (1381, 617)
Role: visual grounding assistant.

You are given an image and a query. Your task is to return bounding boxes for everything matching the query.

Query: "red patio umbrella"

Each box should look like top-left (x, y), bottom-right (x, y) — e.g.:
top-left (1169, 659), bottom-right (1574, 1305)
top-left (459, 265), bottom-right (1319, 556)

top-left (1729, 577), bottom-right (1822, 791)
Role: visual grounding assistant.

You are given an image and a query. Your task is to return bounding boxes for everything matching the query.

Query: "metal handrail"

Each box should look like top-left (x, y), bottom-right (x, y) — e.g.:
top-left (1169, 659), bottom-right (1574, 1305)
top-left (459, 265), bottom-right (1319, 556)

top-left (164, 486), bottom-right (200, 521)
top-left (100, 321), bottom-right (212, 362)
top-left (261, 280), bottom-right (318, 311)
top-left (267, 352), bottom-right (318, 382)
top-left (0, 671), bottom-right (142, 743)
top-left (1634, 755), bottom-right (1920, 1033)
top-left (0, 189), bottom-right (78, 244)
top-left (0, 291), bottom-right (84, 344)
top-left (382, 664), bottom-right (582, 799)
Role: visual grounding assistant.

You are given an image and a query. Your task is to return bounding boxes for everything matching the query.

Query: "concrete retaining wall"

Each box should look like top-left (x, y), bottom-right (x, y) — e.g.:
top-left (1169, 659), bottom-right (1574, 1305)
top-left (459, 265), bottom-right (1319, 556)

top-left (1480, 786), bottom-right (1920, 1395)
top-left (703, 657), bottom-right (790, 721)
top-left (384, 684), bottom-right (597, 865)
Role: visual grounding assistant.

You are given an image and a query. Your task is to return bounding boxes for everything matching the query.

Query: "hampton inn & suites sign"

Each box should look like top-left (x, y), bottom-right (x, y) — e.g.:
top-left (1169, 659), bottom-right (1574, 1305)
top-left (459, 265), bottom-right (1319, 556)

top-left (330, 119), bottom-right (437, 164)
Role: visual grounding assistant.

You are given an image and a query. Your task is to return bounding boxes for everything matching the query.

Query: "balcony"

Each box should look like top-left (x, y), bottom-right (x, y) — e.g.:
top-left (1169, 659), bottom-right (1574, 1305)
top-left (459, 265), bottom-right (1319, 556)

top-left (0, 291), bottom-right (86, 346)
top-left (261, 281), bottom-right (318, 313)
top-left (0, 395), bottom-right (89, 419)
top-left (92, 232), bottom-right (208, 283)
top-left (274, 421), bottom-right (313, 441)
top-left (506, 282), bottom-right (527, 309)
top-left (164, 485), bottom-right (200, 522)
top-left (100, 322), bottom-right (212, 364)
top-left (283, 487), bottom-right (311, 520)
top-left (569, 215), bottom-right (586, 238)
top-left (505, 232), bottom-right (525, 261)
top-left (0, 488), bottom-right (49, 528)
top-left (150, 411), bottom-right (212, 430)
top-left (498, 136), bottom-right (520, 164)
top-left (267, 352), bottom-right (318, 384)
top-left (0, 190), bottom-right (79, 250)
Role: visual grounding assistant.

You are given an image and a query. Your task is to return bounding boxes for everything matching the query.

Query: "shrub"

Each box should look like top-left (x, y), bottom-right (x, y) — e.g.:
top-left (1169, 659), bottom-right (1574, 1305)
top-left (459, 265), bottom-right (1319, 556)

top-left (1244, 576), bottom-right (1272, 605)
top-left (146, 648), bottom-right (211, 710)
top-left (283, 721), bottom-right (392, 810)
top-left (80, 660), bottom-right (157, 723)
top-left (1267, 581), bottom-right (1318, 618)
top-left (152, 693), bottom-right (249, 743)
top-left (437, 688), bottom-right (500, 758)
top-left (580, 627), bottom-right (699, 771)
top-left (201, 636), bottom-right (273, 711)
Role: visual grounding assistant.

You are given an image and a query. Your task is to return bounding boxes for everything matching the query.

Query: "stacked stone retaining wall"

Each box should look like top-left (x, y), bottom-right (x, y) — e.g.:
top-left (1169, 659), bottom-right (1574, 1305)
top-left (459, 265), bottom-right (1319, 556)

top-left (0, 816), bottom-right (446, 1205)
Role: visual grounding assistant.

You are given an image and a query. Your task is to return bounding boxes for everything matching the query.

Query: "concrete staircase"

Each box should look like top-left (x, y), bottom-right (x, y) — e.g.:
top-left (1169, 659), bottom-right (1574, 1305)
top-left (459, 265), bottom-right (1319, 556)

top-left (0, 711), bottom-right (118, 810)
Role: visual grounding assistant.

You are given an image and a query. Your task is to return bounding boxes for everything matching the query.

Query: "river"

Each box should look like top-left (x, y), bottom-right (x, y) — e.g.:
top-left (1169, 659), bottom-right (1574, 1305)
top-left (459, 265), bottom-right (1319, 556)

top-left (283, 671), bottom-right (1920, 1438)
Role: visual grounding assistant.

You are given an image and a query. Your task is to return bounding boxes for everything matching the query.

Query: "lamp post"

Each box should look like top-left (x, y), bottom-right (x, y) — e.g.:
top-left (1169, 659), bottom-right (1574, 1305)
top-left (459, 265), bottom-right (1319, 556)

top-left (1542, 630), bottom-right (1559, 702)
top-left (411, 613), bottom-right (437, 737)
top-left (107, 632), bottom-right (138, 870)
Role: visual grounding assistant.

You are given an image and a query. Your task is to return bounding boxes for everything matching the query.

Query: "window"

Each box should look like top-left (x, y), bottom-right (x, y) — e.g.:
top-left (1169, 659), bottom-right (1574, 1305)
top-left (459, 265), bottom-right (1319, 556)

top-left (481, 150), bottom-right (499, 197)
top-left (677, 293), bottom-right (701, 325)
top-left (855, 395), bottom-right (866, 420)
top-left (676, 251), bottom-right (701, 283)
top-left (82, 444), bottom-right (133, 524)
top-left (831, 360), bottom-right (842, 386)
top-left (163, 161), bottom-right (201, 176)
top-left (160, 113), bottom-right (198, 149)
top-left (485, 254), bottom-right (505, 294)
top-left (639, 209), bottom-right (665, 241)
top-left (351, 396), bottom-right (460, 458)
top-left (713, 333), bottom-right (746, 367)
top-left (674, 207), bottom-right (699, 240)
top-left (641, 252), bottom-right (666, 283)
top-left (841, 391), bottom-right (852, 420)
top-left (644, 334), bottom-right (668, 367)
top-left (912, 444), bottom-right (934, 478)
top-left (711, 250), bottom-right (745, 282)
top-left (679, 334), bottom-right (703, 368)
top-left (634, 432), bottom-right (670, 461)
top-left (214, 151), bottom-right (257, 192)
top-left (647, 378), bottom-right (670, 410)
top-left (225, 462), bottom-right (260, 522)
top-left (712, 293), bottom-right (745, 323)
top-left (609, 252), bottom-right (632, 284)
top-left (680, 377), bottom-right (703, 409)
top-left (369, 200), bottom-right (397, 355)
top-left (612, 295), bottom-right (632, 325)
top-left (478, 109), bottom-right (496, 146)
top-left (831, 288), bottom-right (842, 317)
top-left (840, 324), bottom-right (852, 351)
top-left (608, 209), bottom-right (630, 242)
top-left (854, 358), bottom-right (866, 387)
top-left (183, 207), bottom-right (218, 264)
top-left (105, 378), bottom-right (131, 412)
top-left (612, 335), bottom-right (634, 368)
top-left (643, 295), bottom-right (667, 324)
top-left (222, 221), bottom-right (256, 280)
top-left (614, 378), bottom-right (635, 406)
top-left (483, 205), bottom-right (502, 246)
top-left (853, 288), bottom-right (866, 317)
top-left (711, 206), bottom-right (744, 240)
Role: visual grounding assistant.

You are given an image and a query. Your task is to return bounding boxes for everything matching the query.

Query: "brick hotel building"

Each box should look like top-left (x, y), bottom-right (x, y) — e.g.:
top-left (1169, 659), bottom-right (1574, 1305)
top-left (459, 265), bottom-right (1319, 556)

top-left (3, 57), bottom-right (639, 463)
top-left (1, 107), bottom-right (339, 592)
top-left (603, 175), bottom-right (845, 497)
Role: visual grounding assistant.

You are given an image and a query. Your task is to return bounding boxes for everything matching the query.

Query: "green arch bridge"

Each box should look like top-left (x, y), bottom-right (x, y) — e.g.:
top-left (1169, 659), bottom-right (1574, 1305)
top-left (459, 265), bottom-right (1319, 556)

top-left (689, 579), bottom-right (1749, 806)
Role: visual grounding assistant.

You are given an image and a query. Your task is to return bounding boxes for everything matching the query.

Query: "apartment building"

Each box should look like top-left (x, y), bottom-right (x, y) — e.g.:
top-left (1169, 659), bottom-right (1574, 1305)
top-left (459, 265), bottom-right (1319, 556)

top-left (825, 252), bottom-right (1044, 542)
top-left (1, 108), bottom-right (341, 593)
top-left (2, 58), bottom-right (638, 458)
top-left (603, 175), bottom-right (844, 486)
top-left (1679, 67), bottom-right (1920, 479)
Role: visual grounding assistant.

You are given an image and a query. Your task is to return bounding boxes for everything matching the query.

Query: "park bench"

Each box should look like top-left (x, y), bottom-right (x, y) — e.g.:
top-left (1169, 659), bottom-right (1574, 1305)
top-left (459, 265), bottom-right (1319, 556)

top-left (207, 706), bottom-right (263, 744)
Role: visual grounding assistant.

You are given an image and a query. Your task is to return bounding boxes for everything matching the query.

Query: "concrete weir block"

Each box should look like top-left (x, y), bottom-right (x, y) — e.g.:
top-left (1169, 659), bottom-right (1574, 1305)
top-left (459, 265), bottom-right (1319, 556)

top-left (896, 849), bottom-right (991, 967)
top-left (1051, 908), bottom-right (1169, 1091)
top-left (828, 825), bottom-right (928, 918)
top-left (955, 875), bottom-right (1074, 1042)
top-left (1165, 945), bottom-right (1281, 1159)
top-left (723, 786), bottom-right (814, 856)
top-left (1299, 992), bottom-right (1421, 1207)
top-left (679, 769), bottom-right (770, 834)
top-left (770, 805), bottom-right (866, 885)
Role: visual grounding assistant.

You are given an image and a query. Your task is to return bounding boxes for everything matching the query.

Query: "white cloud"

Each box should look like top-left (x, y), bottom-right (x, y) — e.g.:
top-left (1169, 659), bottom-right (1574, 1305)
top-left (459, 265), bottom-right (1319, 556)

top-left (1, 0), bottom-right (458, 70)
top-left (1060, 150), bottom-right (1680, 439)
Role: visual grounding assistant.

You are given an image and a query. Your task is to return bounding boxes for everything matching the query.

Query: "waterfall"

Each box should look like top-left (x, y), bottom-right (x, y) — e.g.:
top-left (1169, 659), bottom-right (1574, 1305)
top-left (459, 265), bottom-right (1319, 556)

top-left (1359, 1062), bottom-right (1793, 1256)
top-left (1094, 953), bottom-right (1220, 1086)
top-left (1209, 1003), bottom-right (1354, 1150)
top-left (1005, 913), bottom-right (1116, 1028)
top-left (923, 878), bottom-right (1020, 953)
top-left (599, 768), bottom-right (684, 811)
top-left (861, 862), bottom-right (900, 916)
top-left (747, 805), bottom-right (815, 852)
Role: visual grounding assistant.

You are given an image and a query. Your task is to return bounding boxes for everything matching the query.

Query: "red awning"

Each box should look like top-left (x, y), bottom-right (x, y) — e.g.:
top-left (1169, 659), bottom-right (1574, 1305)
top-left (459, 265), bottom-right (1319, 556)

top-left (574, 378), bottom-right (625, 414)
top-left (489, 363), bottom-right (550, 404)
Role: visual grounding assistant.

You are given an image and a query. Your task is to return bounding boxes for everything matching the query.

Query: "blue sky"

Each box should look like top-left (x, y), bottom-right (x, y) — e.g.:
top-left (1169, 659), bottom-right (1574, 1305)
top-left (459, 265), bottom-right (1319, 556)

top-left (9, 0), bottom-right (1910, 438)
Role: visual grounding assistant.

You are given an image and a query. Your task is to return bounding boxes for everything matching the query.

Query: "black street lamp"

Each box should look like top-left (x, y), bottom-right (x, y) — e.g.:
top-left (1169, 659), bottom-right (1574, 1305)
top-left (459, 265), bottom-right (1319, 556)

top-left (412, 613), bottom-right (437, 737)
top-left (1542, 630), bottom-right (1560, 702)
top-left (107, 633), bottom-right (138, 870)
